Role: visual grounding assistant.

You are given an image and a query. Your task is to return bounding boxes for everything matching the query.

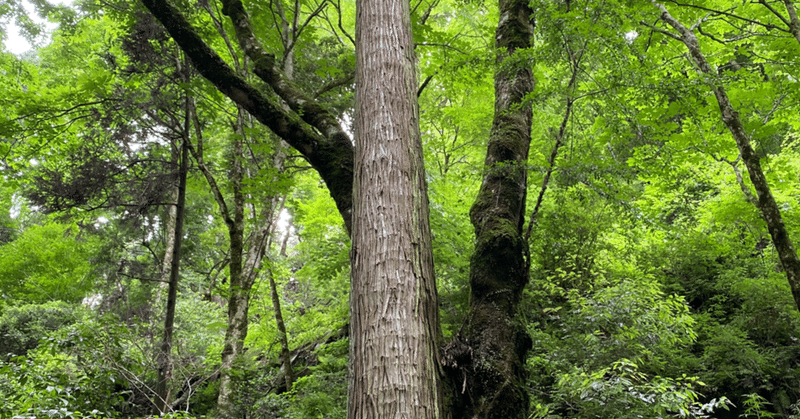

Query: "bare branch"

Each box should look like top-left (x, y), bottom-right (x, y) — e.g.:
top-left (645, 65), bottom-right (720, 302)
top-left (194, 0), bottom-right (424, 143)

top-left (286, 0), bottom-right (329, 61)
top-left (758, 0), bottom-right (791, 27)
top-left (640, 19), bottom-right (683, 41)
top-left (313, 71), bottom-right (355, 97)
top-left (416, 42), bottom-right (467, 54)
top-left (335, 0), bottom-right (355, 46)
top-left (417, 72), bottom-right (436, 97)
top-left (525, 36), bottom-right (586, 241)
top-left (664, 0), bottom-right (789, 32)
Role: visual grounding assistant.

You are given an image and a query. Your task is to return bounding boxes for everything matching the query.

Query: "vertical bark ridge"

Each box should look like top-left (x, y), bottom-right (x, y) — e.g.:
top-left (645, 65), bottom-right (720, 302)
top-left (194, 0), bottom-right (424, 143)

top-left (444, 0), bottom-right (534, 417)
top-left (349, 0), bottom-right (443, 415)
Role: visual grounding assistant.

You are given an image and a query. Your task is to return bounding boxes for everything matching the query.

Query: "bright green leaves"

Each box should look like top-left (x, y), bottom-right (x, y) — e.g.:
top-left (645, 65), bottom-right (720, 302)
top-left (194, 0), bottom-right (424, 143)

top-left (519, 2), bottom-right (800, 415)
top-left (627, 1), bottom-right (800, 171)
top-left (0, 222), bottom-right (99, 307)
top-left (0, 13), bottom-right (129, 199)
top-left (0, 301), bottom-right (81, 359)
top-left (529, 266), bottom-right (703, 417)
top-left (288, 170), bottom-right (350, 286)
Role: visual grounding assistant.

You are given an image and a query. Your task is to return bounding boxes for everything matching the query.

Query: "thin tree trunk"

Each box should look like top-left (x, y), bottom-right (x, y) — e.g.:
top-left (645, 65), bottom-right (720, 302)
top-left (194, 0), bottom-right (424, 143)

top-left (267, 256), bottom-right (293, 391)
top-left (262, 192), bottom-right (294, 392)
top-left (349, 0), bottom-right (443, 415)
top-left (218, 192), bottom-right (282, 414)
top-left (154, 100), bottom-right (190, 414)
top-left (262, 13), bottom-right (298, 388)
top-left (160, 166), bottom-right (178, 287)
top-left (269, 9), bottom-right (296, 390)
top-left (782, 0), bottom-right (800, 45)
top-left (153, 137), bottom-right (178, 412)
top-left (654, 3), bottom-right (800, 312)
top-left (188, 100), bottom-right (287, 416)
top-left (443, 0), bottom-right (534, 417)
top-left (216, 108), bottom-right (248, 417)
top-left (142, 0), bottom-right (355, 234)
top-left (185, 99), bottom-right (256, 417)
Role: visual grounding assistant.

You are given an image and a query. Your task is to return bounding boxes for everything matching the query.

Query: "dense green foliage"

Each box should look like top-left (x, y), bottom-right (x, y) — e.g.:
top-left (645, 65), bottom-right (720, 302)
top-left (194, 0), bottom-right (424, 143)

top-left (2, 0), bottom-right (800, 417)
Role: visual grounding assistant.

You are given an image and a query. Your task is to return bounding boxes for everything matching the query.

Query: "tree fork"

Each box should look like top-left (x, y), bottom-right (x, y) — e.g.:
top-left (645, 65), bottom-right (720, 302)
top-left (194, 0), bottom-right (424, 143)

top-left (154, 99), bottom-right (190, 414)
top-left (349, 0), bottom-right (444, 415)
top-left (140, 0), bottom-right (354, 234)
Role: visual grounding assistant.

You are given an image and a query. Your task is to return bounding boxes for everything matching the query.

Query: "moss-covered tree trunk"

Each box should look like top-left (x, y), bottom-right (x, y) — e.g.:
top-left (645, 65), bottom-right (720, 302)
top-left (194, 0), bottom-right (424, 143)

top-left (348, 0), bottom-right (444, 415)
top-left (443, 0), bottom-right (534, 417)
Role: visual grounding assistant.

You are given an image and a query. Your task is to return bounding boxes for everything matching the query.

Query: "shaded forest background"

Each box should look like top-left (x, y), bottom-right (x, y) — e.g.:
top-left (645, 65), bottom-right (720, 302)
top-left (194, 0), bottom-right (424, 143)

top-left (3, 0), bottom-right (800, 417)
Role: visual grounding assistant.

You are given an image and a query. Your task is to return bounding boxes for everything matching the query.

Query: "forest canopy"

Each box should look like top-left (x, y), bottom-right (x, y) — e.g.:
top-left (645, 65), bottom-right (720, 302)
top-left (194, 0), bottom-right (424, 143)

top-left (2, 0), bottom-right (800, 418)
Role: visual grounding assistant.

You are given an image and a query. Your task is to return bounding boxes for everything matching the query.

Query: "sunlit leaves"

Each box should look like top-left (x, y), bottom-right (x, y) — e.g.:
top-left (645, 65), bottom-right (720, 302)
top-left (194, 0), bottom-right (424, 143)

top-left (0, 222), bottom-right (99, 306)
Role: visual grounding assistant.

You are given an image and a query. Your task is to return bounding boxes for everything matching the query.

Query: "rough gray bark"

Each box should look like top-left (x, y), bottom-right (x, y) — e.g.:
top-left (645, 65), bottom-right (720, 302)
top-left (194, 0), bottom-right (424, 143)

top-left (348, 0), bottom-right (443, 415)
top-left (443, 0), bottom-right (534, 417)
top-left (654, 3), bottom-right (800, 313)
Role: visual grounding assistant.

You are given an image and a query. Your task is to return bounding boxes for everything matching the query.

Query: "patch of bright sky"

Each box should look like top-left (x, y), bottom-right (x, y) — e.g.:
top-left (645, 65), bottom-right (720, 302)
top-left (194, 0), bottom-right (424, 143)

top-left (3, 0), bottom-right (74, 55)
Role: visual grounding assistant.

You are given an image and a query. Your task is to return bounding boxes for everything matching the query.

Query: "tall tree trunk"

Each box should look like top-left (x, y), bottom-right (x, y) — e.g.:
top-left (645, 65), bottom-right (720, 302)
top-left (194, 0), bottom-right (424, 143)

top-left (782, 0), bottom-right (800, 46)
top-left (654, 4), bottom-right (800, 313)
top-left (189, 104), bottom-right (286, 416)
top-left (216, 108), bottom-right (248, 417)
top-left (349, 0), bottom-right (443, 416)
top-left (267, 254), bottom-right (293, 391)
top-left (443, 0), bottom-right (534, 417)
top-left (154, 105), bottom-right (190, 414)
top-left (264, 191), bottom-right (294, 392)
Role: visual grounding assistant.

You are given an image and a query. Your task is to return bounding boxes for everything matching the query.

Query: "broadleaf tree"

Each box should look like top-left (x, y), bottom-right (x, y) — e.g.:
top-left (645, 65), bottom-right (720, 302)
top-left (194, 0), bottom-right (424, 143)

top-left (139, 0), bottom-right (536, 416)
top-left (8, 0), bottom-right (800, 417)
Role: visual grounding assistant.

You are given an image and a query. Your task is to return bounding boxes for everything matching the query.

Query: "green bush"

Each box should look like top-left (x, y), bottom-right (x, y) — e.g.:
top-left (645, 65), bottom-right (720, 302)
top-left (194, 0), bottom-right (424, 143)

top-left (527, 273), bottom-right (730, 418)
top-left (0, 301), bottom-right (82, 360)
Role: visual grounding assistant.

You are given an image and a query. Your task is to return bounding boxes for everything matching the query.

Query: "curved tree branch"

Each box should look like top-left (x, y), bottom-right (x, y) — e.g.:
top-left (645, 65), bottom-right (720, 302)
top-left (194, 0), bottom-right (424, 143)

top-left (140, 0), bottom-right (354, 233)
top-left (218, 0), bottom-right (351, 149)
